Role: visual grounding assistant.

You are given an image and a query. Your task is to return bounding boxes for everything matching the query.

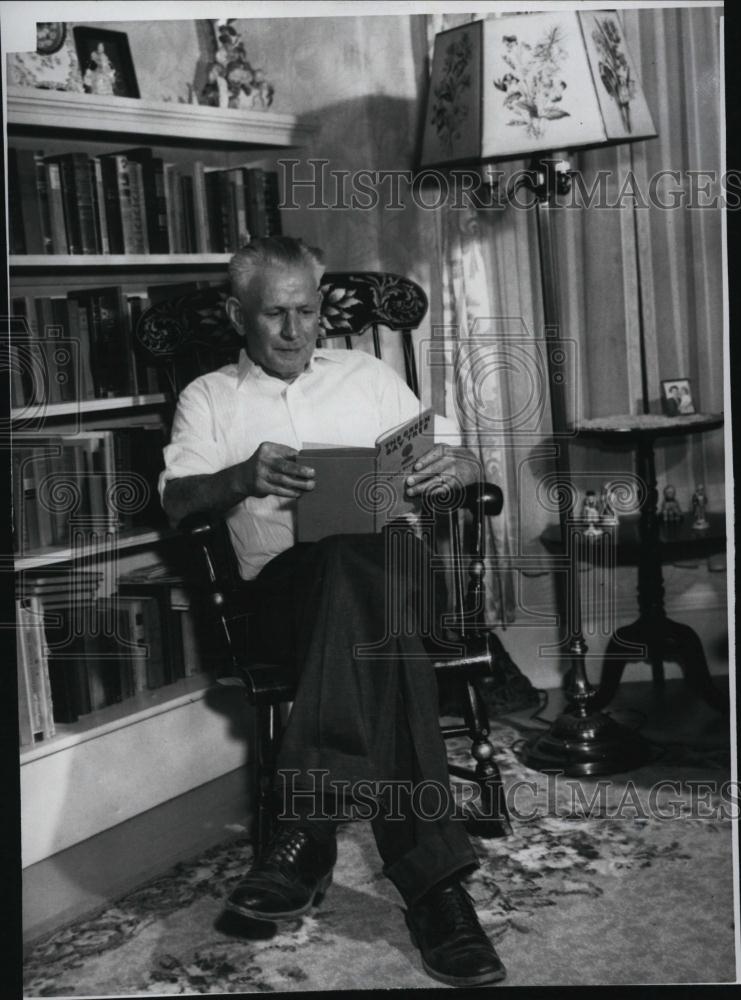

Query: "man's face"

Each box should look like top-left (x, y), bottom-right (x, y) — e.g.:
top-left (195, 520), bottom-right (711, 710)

top-left (230, 263), bottom-right (321, 381)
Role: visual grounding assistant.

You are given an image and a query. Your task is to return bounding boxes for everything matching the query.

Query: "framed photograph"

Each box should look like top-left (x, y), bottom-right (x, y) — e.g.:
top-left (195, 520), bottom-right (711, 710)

top-left (661, 378), bottom-right (696, 416)
top-left (73, 26), bottom-right (140, 99)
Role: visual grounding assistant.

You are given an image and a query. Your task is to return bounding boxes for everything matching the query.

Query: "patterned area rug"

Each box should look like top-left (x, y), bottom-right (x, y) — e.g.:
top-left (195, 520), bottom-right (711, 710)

top-left (24, 720), bottom-right (737, 995)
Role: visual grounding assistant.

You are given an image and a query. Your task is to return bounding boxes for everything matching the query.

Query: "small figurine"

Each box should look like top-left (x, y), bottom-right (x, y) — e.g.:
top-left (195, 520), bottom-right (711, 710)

top-left (691, 484), bottom-right (709, 530)
top-left (599, 482), bottom-right (618, 525)
top-left (581, 490), bottom-right (603, 536)
top-left (660, 484), bottom-right (683, 522)
top-left (82, 43), bottom-right (117, 96)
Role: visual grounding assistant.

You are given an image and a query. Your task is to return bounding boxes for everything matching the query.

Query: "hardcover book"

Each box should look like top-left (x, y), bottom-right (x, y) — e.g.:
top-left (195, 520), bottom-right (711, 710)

top-left (297, 408), bottom-right (435, 542)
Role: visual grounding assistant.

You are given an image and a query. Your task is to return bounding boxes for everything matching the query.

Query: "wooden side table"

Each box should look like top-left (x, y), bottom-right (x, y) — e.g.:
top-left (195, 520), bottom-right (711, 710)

top-left (576, 412), bottom-right (727, 712)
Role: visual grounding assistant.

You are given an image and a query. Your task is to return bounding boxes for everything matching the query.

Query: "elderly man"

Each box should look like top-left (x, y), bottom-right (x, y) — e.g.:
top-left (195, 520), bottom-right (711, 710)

top-left (160, 236), bottom-right (506, 987)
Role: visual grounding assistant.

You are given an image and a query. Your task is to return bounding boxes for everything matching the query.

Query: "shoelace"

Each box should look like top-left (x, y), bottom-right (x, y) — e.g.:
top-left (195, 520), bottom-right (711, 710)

top-left (434, 884), bottom-right (484, 939)
top-left (261, 828), bottom-right (311, 873)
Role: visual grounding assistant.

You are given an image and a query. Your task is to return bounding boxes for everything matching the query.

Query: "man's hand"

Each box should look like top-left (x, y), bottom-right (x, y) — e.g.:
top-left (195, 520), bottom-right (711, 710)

top-left (405, 444), bottom-right (481, 497)
top-left (240, 442), bottom-right (315, 499)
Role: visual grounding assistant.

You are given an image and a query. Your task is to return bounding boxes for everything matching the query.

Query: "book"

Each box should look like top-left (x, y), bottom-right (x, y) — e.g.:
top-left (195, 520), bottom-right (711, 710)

top-left (45, 162), bottom-right (69, 254)
top-left (114, 147), bottom-right (169, 253)
top-left (68, 286), bottom-right (131, 398)
top-left (297, 408), bottom-right (435, 543)
top-left (191, 161), bottom-right (210, 252)
top-left (16, 600), bottom-right (46, 742)
top-left (15, 148), bottom-right (47, 254)
top-left (17, 597), bottom-right (56, 740)
top-left (44, 152), bottom-right (98, 255)
top-left (90, 157), bottom-right (111, 254)
top-left (246, 168), bottom-right (282, 238)
top-left (8, 148), bottom-right (26, 253)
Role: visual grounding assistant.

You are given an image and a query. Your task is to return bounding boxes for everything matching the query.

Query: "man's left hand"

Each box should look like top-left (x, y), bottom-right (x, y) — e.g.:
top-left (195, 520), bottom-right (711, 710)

top-left (405, 445), bottom-right (481, 497)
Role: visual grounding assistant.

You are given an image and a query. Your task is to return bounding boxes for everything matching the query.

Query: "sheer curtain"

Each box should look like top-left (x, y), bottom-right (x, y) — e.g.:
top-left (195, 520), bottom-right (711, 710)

top-left (426, 6), bottom-right (725, 624)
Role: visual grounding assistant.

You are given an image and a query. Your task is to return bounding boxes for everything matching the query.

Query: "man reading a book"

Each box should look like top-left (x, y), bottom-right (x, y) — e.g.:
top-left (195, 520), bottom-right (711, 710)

top-left (160, 236), bottom-right (506, 987)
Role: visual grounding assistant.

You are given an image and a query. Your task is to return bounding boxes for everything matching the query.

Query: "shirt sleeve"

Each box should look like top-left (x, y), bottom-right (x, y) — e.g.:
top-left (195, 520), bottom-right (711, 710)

top-left (373, 358), bottom-right (462, 446)
top-left (158, 377), bottom-right (227, 502)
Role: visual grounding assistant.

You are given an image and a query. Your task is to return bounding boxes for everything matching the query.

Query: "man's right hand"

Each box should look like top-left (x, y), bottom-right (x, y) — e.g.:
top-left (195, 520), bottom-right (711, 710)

top-left (241, 442), bottom-right (316, 499)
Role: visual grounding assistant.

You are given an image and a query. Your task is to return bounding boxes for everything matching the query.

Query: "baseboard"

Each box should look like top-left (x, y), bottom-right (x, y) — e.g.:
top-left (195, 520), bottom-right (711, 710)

top-left (23, 766), bottom-right (253, 948)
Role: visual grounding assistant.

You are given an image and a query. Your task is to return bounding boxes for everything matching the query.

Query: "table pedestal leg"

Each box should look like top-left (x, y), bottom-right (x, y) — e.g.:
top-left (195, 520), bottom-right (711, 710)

top-left (593, 615), bottom-right (728, 712)
top-left (592, 435), bottom-right (727, 713)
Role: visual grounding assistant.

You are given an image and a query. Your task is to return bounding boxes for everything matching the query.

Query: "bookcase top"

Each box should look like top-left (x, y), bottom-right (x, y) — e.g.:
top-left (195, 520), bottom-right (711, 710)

top-left (7, 87), bottom-right (317, 148)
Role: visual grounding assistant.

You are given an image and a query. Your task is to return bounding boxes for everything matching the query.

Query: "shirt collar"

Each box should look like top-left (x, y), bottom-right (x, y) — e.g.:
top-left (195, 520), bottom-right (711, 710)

top-left (236, 347), bottom-right (344, 387)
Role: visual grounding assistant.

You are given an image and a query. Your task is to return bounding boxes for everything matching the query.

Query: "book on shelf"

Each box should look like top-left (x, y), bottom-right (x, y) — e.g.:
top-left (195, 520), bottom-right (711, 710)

top-left (43, 152), bottom-right (99, 255)
top-left (11, 422), bottom-right (169, 554)
top-left (296, 408), bottom-right (435, 542)
top-left (10, 141), bottom-right (283, 257)
top-left (16, 597), bottom-right (56, 745)
top-left (15, 567), bottom-right (211, 742)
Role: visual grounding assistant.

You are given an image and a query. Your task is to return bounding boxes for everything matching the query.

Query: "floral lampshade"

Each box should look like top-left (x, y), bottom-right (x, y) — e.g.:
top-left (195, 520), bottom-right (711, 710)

top-left (421, 10), bottom-right (656, 167)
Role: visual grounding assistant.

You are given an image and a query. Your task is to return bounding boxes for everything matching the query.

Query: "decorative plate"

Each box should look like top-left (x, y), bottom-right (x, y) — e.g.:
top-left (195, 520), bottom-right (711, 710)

top-left (36, 22), bottom-right (66, 56)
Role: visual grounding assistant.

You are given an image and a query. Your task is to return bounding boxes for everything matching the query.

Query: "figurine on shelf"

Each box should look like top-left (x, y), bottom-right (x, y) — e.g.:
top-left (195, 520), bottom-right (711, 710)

top-left (581, 490), bottom-right (603, 536)
top-left (82, 42), bottom-right (117, 96)
top-left (691, 483), bottom-right (709, 530)
top-left (660, 484), bottom-right (683, 522)
top-left (599, 482), bottom-right (619, 525)
top-left (202, 19), bottom-right (275, 110)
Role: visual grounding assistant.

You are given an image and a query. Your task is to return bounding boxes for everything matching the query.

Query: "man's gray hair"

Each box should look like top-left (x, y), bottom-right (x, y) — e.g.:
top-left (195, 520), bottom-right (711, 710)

top-left (229, 236), bottom-right (325, 298)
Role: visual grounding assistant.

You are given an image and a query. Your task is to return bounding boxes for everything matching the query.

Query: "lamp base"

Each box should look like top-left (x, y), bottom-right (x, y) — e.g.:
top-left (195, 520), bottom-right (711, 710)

top-left (521, 706), bottom-right (651, 777)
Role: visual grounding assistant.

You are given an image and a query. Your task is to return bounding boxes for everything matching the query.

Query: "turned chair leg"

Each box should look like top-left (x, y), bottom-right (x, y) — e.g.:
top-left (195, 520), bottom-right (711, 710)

top-left (253, 702), bottom-right (283, 860)
top-left (460, 679), bottom-right (513, 838)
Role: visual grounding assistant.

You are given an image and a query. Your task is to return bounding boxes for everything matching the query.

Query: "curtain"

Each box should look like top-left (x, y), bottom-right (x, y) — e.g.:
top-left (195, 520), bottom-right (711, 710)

top-left (426, 6), bottom-right (725, 625)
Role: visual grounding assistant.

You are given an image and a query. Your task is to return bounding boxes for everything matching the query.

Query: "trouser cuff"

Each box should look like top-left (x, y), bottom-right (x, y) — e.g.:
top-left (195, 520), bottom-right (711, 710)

top-left (382, 828), bottom-right (479, 906)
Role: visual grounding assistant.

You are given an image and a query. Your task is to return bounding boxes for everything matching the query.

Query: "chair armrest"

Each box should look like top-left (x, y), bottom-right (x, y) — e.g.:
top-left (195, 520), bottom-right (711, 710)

top-left (463, 482), bottom-right (504, 518)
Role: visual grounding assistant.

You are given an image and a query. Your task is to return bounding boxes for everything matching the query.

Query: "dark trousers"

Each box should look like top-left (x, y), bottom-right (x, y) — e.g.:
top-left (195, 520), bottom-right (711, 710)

top-left (249, 530), bottom-right (479, 905)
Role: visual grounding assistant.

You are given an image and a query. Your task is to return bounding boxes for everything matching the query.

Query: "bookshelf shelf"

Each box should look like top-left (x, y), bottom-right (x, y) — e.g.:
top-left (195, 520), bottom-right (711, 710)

top-left (11, 254), bottom-right (232, 270)
top-left (7, 87), bottom-right (316, 148)
top-left (15, 528), bottom-right (175, 570)
top-left (12, 393), bottom-right (167, 420)
top-left (20, 674), bottom-right (211, 765)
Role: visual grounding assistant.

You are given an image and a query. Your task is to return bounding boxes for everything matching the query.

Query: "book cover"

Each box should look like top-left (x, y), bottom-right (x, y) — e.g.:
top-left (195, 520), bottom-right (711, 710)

top-left (8, 148), bottom-right (26, 254)
top-left (297, 408), bottom-right (435, 543)
top-left (21, 597), bottom-right (56, 740)
top-left (44, 153), bottom-right (98, 255)
top-left (98, 155), bottom-right (125, 253)
top-left (45, 162), bottom-right (69, 254)
top-left (16, 600), bottom-right (45, 741)
top-left (191, 161), bottom-right (211, 253)
top-left (34, 151), bottom-right (54, 254)
top-left (91, 157), bottom-right (111, 254)
top-left (128, 160), bottom-right (150, 254)
top-left (16, 148), bottom-right (47, 254)
top-left (114, 147), bottom-right (169, 254)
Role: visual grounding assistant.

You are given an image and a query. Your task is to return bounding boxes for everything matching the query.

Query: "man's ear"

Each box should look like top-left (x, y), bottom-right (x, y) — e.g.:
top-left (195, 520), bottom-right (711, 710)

top-left (226, 296), bottom-right (245, 336)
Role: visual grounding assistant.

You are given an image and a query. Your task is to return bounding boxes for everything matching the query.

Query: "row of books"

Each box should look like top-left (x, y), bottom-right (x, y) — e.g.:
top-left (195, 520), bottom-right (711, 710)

top-left (13, 424), bottom-right (167, 554)
top-left (17, 571), bottom-right (216, 746)
top-left (9, 145), bottom-right (282, 257)
top-left (10, 280), bottom-right (209, 406)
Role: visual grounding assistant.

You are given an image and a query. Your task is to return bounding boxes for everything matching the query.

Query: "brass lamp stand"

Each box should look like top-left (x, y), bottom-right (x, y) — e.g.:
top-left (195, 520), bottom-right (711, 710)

top-left (519, 157), bottom-right (651, 776)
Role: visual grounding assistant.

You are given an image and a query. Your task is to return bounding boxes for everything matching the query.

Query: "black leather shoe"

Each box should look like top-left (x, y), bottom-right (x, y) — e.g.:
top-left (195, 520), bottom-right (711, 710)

top-left (406, 880), bottom-right (506, 987)
top-left (225, 826), bottom-right (337, 921)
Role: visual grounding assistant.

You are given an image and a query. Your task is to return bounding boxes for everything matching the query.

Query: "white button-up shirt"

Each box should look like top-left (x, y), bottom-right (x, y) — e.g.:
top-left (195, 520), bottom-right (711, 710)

top-left (160, 347), bottom-right (460, 579)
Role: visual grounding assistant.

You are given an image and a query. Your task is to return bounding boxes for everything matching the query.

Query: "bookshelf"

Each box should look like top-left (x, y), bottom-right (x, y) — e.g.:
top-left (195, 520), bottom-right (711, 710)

top-left (10, 253), bottom-right (232, 269)
top-left (10, 88), bottom-right (312, 890)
